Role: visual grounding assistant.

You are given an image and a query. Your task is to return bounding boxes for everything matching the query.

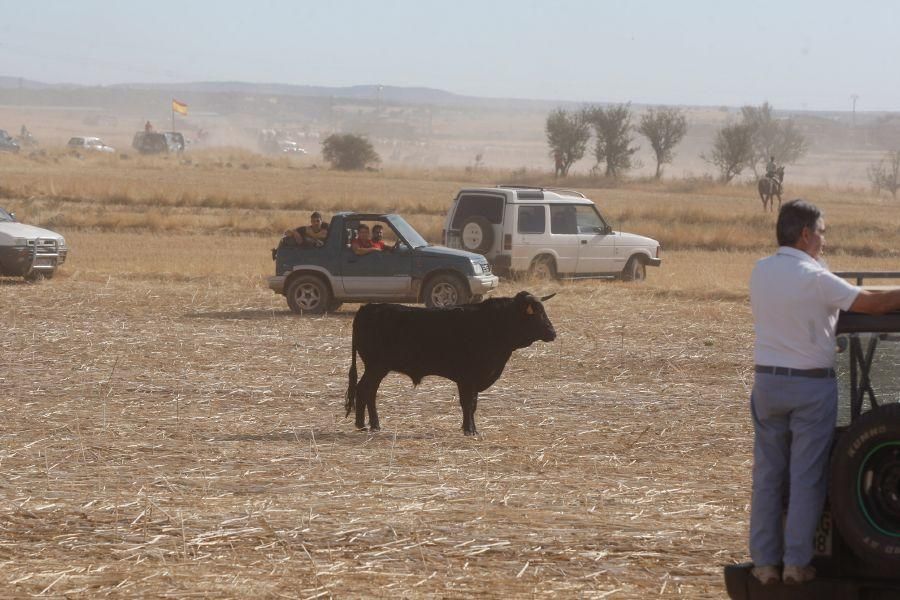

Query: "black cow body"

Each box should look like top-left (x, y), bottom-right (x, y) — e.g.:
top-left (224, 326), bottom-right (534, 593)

top-left (345, 291), bottom-right (557, 435)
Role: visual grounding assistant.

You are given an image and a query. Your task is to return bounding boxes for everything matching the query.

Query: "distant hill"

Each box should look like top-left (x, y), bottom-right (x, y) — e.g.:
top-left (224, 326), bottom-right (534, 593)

top-left (0, 76), bottom-right (82, 90)
top-left (0, 76), bottom-right (585, 111)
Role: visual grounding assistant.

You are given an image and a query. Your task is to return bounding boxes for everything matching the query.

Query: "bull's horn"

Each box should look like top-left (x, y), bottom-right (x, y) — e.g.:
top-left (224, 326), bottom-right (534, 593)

top-left (539, 293), bottom-right (557, 302)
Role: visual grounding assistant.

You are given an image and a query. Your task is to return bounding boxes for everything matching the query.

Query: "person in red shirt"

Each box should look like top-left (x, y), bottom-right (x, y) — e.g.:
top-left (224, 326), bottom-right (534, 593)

top-left (350, 224), bottom-right (384, 256)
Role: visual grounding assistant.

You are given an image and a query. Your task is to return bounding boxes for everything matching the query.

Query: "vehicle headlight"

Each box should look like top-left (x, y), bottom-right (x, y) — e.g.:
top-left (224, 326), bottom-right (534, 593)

top-left (59, 238), bottom-right (67, 249)
top-left (12, 237), bottom-right (27, 247)
top-left (470, 260), bottom-right (484, 275)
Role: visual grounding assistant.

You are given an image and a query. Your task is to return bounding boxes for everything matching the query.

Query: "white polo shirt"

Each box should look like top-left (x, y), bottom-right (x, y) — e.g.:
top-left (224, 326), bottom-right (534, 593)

top-left (750, 246), bottom-right (861, 369)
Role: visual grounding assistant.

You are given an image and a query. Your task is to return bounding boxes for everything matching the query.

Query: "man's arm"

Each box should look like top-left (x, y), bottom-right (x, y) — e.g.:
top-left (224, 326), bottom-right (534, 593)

top-left (352, 246), bottom-right (381, 256)
top-left (849, 289), bottom-right (900, 315)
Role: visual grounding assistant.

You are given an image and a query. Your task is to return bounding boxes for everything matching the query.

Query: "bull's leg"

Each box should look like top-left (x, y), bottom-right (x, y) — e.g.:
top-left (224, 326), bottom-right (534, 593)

top-left (356, 370), bottom-right (384, 431)
top-left (470, 392), bottom-right (479, 436)
top-left (457, 383), bottom-right (476, 436)
top-left (360, 369), bottom-right (387, 432)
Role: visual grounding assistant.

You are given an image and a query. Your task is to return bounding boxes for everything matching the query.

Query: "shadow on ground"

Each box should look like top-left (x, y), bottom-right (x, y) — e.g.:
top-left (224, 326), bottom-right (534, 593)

top-left (211, 429), bottom-right (438, 442)
top-left (184, 308), bottom-right (355, 320)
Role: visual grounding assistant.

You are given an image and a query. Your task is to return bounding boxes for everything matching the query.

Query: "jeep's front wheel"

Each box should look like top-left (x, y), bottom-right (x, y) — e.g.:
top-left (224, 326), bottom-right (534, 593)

top-left (424, 274), bottom-right (470, 308)
top-left (285, 275), bottom-right (331, 314)
top-left (622, 256), bottom-right (646, 282)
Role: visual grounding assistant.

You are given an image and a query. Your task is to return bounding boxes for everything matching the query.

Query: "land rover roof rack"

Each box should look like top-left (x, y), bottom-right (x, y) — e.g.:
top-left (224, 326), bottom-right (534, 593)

top-left (543, 187), bottom-right (587, 198)
top-left (495, 184), bottom-right (587, 199)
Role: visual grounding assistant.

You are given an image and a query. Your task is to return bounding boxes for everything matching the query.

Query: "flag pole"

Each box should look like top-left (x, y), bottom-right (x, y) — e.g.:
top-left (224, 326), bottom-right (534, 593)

top-left (171, 101), bottom-right (175, 132)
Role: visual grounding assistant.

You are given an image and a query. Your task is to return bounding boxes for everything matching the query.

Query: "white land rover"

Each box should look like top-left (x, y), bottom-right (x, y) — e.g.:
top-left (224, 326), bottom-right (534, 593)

top-left (0, 207), bottom-right (68, 281)
top-left (442, 186), bottom-right (661, 281)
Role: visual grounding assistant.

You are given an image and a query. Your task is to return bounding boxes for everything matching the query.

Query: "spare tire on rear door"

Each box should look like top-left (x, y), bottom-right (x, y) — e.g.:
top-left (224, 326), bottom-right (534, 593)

top-left (829, 402), bottom-right (900, 568)
top-left (459, 216), bottom-right (494, 254)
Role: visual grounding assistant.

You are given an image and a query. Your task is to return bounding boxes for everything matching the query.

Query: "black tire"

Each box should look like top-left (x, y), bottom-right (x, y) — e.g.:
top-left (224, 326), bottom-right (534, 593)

top-left (459, 216), bottom-right (494, 254)
top-left (423, 273), bottom-right (470, 308)
top-left (285, 275), bottom-right (331, 315)
top-left (830, 403), bottom-right (900, 568)
top-left (621, 256), bottom-right (646, 282)
top-left (528, 255), bottom-right (557, 280)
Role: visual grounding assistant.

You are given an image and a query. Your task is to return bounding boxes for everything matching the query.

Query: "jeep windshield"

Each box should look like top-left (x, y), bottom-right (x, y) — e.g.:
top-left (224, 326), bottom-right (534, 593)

top-left (386, 215), bottom-right (428, 248)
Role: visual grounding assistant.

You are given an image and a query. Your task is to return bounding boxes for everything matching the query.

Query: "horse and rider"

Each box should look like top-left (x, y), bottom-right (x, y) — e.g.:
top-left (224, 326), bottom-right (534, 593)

top-left (758, 156), bottom-right (785, 212)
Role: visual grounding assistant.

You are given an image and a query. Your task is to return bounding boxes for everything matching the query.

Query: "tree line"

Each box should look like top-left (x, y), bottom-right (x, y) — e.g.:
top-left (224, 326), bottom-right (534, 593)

top-left (546, 101), bottom-right (809, 182)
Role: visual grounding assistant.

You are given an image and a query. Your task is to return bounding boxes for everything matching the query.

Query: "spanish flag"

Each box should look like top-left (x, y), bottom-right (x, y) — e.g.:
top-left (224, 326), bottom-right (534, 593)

top-left (172, 99), bottom-right (188, 116)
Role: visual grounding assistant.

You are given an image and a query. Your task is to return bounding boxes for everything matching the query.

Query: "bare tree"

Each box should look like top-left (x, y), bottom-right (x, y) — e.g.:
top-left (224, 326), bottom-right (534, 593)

top-left (586, 103), bottom-right (639, 178)
top-left (545, 108), bottom-right (590, 177)
top-left (637, 107), bottom-right (688, 179)
top-left (868, 150), bottom-right (900, 199)
top-left (741, 102), bottom-right (808, 174)
top-left (703, 123), bottom-right (754, 183)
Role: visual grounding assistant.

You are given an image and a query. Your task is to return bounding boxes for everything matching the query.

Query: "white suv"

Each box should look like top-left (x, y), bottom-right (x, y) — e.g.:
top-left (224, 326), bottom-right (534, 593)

top-left (442, 186), bottom-right (661, 281)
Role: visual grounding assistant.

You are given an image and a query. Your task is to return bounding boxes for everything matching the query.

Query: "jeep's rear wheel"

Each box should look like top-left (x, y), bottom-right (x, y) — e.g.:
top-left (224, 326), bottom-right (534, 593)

top-left (286, 275), bottom-right (331, 314)
top-left (459, 216), bottom-right (494, 254)
top-left (528, 256), bottom-right (557, 280)
top-left (622, 256), bottom-right (646, 282)
top-left (424, 274), bottom-right (470, 308)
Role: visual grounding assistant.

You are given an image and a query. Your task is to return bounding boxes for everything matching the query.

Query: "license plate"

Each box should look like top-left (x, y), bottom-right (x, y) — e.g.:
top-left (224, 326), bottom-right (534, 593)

top-left (814, 510), bottom-right (833, 556)
top-left (34, 257), bottom-right (56, 267)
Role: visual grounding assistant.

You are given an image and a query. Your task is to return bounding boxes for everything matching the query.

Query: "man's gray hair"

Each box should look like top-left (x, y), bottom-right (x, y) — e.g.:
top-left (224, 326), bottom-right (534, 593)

top-left (776, 199), bottom-right (822, 247)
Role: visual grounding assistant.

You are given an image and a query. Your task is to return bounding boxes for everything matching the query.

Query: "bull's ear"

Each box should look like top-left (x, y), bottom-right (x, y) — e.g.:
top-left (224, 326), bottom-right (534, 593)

top-left (539, 293), bottom-right (557, 302)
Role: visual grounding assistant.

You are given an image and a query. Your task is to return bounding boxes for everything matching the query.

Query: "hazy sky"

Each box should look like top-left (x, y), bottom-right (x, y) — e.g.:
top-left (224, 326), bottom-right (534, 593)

top-left (1, 0), bottom-right (898, 111)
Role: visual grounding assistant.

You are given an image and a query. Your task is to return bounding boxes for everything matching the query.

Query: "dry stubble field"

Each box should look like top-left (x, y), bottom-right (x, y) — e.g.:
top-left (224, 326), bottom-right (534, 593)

top-left (2, 156), bottom-right (900, 598)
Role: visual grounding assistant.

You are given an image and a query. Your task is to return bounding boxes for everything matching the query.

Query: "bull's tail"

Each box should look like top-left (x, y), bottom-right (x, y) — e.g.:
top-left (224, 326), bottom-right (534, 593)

top-left (345, 325), bottom-right (358, 418)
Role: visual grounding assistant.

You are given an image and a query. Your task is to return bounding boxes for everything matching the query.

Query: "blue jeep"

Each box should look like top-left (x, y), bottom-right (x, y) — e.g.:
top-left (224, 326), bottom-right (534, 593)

top-left (268, 212), bottom-right (499, 314)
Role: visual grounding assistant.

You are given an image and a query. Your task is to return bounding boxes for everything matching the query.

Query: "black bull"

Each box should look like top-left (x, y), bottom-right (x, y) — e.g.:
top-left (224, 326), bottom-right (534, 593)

top-left (345, 291), bottom-right (557, 435)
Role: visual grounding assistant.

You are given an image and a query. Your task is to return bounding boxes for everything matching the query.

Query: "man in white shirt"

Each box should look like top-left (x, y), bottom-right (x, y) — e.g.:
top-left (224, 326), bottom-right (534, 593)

top-left (749, 199), bottom-right (900, 585)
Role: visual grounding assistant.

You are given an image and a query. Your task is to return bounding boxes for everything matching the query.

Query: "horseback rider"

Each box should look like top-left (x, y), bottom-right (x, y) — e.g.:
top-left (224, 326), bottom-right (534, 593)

top-left (765, 156), bottom-right (777, 179)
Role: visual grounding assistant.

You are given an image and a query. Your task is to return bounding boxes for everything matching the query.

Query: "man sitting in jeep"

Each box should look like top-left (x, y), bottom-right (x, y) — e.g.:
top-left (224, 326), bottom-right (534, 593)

top-left (372, 224), bottom-right (398, 251)
top-left (285, 212), bottom-right (329, 248)
top-left (350, 223), bottom-right (384, 255)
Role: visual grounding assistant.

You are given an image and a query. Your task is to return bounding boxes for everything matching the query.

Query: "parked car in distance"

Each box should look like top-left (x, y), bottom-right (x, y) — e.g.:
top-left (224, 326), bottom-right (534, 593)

top-left (0, 207), bottom-right (68, 280)
top-left (0, 130), bottom-right (20, 153)
top-left (277, 140), bottom-right (307, 154)
top-left (268, 212), bottom-right (498, 314)
top-left (67, 136), bottom-right (116, 153)
top-left (132, 131), bottom-right (185, 154)
top-left (443, 185), bottom-right (661, 281)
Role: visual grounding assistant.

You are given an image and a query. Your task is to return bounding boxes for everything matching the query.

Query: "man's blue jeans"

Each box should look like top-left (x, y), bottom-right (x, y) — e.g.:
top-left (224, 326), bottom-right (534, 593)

top-left (749, 372), bottom-right (838, 567)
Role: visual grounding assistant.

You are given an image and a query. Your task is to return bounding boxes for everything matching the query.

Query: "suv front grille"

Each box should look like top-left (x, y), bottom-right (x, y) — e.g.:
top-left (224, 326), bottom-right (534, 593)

top-left (480, 261), bottom-right (491, 275)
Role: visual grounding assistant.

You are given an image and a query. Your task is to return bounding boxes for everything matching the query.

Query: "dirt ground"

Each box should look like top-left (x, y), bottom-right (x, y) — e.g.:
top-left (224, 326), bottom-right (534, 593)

top-left (1, 266), bottom-right (755, 598)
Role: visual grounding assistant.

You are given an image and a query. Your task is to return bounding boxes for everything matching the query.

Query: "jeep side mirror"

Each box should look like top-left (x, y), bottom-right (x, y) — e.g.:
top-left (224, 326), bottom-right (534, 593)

top-left (9, 212), bottom-right (15, 220)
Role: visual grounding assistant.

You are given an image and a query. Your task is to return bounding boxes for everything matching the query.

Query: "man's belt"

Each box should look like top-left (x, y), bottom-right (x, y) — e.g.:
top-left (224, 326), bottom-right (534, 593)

top-left (754, 365), bottom-right (836, 378)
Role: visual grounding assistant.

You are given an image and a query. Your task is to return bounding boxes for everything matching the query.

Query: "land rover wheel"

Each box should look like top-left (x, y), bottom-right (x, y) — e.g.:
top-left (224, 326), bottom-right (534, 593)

top-left (460, 216), bottom-right (494, 254)
top-left (830, 403), bottom-right (900, 568)
top-left (622, 256), bottom-right (646, 282)
top-left (285, 275), bottom-right (331, 315)
top-left (424, 274), bottom-right (470, 308)
top-left (528, 256), bottom-right (557, 280)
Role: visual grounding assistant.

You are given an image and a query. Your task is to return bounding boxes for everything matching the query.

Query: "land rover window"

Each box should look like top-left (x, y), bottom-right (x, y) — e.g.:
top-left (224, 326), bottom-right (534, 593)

top-left (550, 205), bottom-right (578, 234)
top-left (451, 194), bottom-right (504, 228)
top-left (517, 205), bottom-right (545, 234)
top-left (575, 205), bottom-right (606, 233)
